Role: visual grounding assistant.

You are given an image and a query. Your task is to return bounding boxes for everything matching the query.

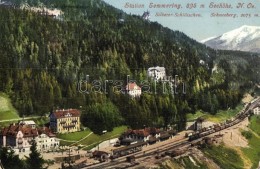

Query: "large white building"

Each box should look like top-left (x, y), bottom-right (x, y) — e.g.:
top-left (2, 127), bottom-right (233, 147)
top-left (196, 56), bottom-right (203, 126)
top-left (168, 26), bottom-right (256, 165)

top-left (126, 82), bottom-right (142, 98)
top-left (36, 127), bottom-right (59, 152)
top-left (147, 66), bottom-right (166, 81)
top-left (0, 121), bottom-right (59, 154)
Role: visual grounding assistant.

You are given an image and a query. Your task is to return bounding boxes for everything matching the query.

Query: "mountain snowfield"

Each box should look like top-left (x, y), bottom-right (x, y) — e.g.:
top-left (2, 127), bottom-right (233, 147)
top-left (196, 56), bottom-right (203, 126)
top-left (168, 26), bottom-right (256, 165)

top-left (202, 25), bottom-right (260, 53)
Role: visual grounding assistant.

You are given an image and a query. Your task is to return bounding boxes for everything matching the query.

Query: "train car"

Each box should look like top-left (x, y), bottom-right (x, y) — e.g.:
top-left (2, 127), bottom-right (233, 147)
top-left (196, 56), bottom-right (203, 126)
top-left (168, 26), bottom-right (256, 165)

top-left (188, 133), bottom-right (200, 141)
top-left (112, 142), bottom-right (147, 158)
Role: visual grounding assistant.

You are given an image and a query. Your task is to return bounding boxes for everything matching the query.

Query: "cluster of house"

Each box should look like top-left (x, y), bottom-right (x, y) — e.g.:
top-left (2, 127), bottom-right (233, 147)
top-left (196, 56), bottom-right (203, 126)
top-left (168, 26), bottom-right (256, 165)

top-left (126, 66), bottom-right (167, 98)
top-left (119, 127), bottom-right (176, 145)
top-left (0, 109), bottom-right (81, 154)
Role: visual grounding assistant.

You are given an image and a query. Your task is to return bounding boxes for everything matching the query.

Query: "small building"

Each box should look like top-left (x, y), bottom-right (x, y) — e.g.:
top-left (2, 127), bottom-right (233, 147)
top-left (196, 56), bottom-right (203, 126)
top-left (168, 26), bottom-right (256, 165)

top-left (147, 66), bottom-right (166, 81)
top-left (195, 117), bottom-right (204, 131)
top-left (126, 82), bottom-right (142, 98)
top-left (142, 11), bottom-right (150, 20)
top-left (49, 109), bottom-right (81, 133)
top-left (19, 120), bottom-right (36, 129)
top-left (253, 105), bottom-right (260, 115)
top-left (121, 128), bottom-right (160, 143)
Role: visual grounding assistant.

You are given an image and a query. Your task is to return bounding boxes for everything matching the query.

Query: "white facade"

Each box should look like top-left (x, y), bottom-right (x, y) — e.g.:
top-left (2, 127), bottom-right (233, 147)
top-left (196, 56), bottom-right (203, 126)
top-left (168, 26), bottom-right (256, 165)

top-left (128, 86), bottom-right (142, 97)
top-left (147, 66), bottom-right (166, 81)
top-left (253, 107), bottom-right (260, 115)
top-left (35, 133), bottom-right (59, 152)
top-left (12, 131), bottom-right (33, 153)
top-left (0, 123), bottom-right (60, 154)
top-left (126, 83), bottom-right (142, 97)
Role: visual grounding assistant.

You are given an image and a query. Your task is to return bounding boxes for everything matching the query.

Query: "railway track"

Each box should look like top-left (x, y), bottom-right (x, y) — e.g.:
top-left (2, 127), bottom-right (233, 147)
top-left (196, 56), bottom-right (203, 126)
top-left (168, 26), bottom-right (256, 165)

top-left (86, 139), bottom-right (190, 169)
top-left (84, 98), bottom-right (260, 169)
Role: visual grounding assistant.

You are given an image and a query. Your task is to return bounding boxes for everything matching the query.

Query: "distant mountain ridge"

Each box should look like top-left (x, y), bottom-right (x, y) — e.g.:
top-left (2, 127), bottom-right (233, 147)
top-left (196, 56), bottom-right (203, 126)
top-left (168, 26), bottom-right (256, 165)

top-left (202, 25), bottom-right (260, 53)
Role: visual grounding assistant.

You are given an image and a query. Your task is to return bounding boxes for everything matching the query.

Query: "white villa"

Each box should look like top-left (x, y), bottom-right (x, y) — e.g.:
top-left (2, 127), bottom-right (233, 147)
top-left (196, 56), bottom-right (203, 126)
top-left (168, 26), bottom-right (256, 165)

top-left (147, 66), bottom-right (166, 81)
top-left (126, 82), bottom-right (142, 98)
top-left (36, 127), bottom-right (59, 152)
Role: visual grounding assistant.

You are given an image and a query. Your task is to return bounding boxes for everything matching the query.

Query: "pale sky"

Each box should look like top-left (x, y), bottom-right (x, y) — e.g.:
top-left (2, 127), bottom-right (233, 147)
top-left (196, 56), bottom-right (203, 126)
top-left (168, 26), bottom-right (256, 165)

top-left (103, 0), bottom-right (260, 41)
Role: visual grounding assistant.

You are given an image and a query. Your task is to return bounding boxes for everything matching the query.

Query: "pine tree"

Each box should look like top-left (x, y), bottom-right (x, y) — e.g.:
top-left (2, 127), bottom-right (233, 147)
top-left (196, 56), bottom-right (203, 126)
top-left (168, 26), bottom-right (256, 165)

top-left (0, 147), bottom-right (24, 169)
top-left (26, 140), bottom-right (46, 169)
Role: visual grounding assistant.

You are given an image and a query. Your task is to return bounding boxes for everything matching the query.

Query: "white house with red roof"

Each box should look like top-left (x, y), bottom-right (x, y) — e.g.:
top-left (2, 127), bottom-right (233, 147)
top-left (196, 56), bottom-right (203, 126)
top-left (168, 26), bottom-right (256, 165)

top-left (49, 109), bottom-right (81, 133)
top-left (0, 121), bottom-right (59, 154)
top-left (0, 123), bottom-right (38, 153)
top-left (126, 82), bottom-right (142, 98)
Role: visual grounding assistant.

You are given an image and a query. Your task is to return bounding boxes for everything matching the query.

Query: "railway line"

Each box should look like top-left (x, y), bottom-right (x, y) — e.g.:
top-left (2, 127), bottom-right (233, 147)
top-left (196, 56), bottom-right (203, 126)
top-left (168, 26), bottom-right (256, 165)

top-left (84, 97), bottom-right (260, 169)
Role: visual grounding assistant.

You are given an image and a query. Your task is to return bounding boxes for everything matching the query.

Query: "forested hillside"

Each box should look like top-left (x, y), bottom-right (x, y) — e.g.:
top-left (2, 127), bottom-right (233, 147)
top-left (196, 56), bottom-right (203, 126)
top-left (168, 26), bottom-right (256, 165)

top-left (0, 0), bottom-right (259, 133)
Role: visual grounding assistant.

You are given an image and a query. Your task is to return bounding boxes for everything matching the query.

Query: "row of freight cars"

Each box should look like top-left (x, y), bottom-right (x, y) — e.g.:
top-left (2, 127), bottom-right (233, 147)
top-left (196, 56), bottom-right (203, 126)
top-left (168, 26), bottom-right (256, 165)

top-left (187, 102), bottom-right (253, 141)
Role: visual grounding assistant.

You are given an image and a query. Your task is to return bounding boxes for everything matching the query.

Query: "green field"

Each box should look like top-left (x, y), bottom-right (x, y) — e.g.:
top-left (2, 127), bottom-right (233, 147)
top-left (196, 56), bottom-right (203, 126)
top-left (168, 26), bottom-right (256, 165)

top-left (242, 115), bottom-right (260, 169)
top-left (0, 93), bottom-right (19, 120)
top-left (58, 126), bottom-right (127, 149)
top-left (187, 104), bottom-right (243, 123)
top-left (203, 145), bottom-right (244, 169)
top-left (57, 129), bottom-right (92, 141)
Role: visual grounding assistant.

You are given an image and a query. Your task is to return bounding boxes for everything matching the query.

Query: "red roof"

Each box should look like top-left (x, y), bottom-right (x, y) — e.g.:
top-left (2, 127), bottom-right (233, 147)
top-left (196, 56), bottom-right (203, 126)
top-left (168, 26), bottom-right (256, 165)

top-left (38, 127), bottom-right (56, 137)
top-left (126, 82), bottom-right (141, 91)
top-left (124, 128), bottom-right (160, 137)
top-left (51, 109), bottom-right (80, 119)
top-left (1, 124), bottom-right (38, 138)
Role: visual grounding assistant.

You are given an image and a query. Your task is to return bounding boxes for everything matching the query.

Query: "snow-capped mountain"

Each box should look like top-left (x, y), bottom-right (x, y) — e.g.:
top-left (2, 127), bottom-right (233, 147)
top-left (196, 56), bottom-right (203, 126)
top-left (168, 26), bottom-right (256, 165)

top-left (202, 25), bottom-right (260, 53)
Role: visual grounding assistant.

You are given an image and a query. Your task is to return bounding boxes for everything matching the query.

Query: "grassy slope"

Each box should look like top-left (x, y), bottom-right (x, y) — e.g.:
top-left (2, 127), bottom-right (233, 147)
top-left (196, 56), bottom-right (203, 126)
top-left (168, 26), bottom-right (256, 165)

top-left (160, 155), bottom-right (207, 169)
top-left (242, 116), bottom-right (260, 169)
top-left (59, 126), bottom-right (127, 149)
top-left (57, 129), bottom-right (92, 141)
top-left (187, 104), bottom-right (243, 123)
top-left (203, 145), bottom-right (244, 169)
top-left (0, 93), bottom-right (19, 120)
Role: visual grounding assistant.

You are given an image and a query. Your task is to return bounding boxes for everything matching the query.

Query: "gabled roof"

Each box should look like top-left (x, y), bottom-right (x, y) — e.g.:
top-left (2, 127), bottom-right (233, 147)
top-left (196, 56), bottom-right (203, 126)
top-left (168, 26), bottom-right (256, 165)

top-left (126, 82), bottom-right (141, 91)
top-left (124, 127), bottom-right (160, 137)
top-left (50, 109), bottom-right (80, 119)
top-left (38, 127), bottom-right (56, 137)
top-left (1, 124), bottom-right (38, 138)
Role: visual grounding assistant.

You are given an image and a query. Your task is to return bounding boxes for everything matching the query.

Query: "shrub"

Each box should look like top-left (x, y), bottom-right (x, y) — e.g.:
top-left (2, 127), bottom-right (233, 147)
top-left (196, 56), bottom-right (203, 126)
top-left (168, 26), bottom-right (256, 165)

top-left (241, 130), bottom-right (252, 139)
